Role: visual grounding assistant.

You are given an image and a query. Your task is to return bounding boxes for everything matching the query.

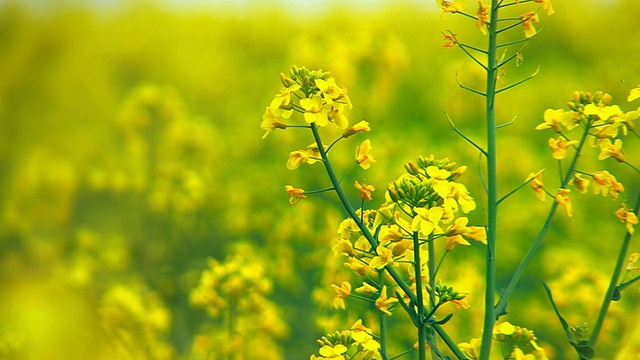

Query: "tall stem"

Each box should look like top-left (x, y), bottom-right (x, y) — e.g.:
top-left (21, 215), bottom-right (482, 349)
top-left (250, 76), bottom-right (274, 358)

top-left (589, 192), bottom-right (640, 348)
top-left (413, 231), bottom-right (427, 360)
top-left (479, 1), bottom-right (500, 359)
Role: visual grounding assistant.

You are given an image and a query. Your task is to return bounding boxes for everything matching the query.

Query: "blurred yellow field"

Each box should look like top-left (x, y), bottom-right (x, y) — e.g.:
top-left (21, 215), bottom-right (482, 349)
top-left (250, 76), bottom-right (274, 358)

top-left (0, 0), bottom-right (638, 359)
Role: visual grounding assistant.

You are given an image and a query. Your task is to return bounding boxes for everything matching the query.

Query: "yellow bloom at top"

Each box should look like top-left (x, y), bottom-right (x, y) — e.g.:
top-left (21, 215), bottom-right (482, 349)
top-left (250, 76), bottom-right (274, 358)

top-left (476, 1), bottom-right (490, 35)
top-left (315, 78), bottom-right (343, 103)
top-left (534, 0), bottom-right (554, 16)
top-left (436, 0), bottom-right (467, 14)
top-left (355, 139), bottom-right (375, 169)
top-left (270, 82), bottom-right (300, 111)
top-left (300, 94), bottom-right (329, 126)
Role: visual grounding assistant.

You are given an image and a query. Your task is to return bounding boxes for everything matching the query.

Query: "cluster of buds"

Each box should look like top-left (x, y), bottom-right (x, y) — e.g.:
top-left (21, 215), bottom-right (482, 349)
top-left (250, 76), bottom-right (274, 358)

top-left (316, 330), bottom-right (354, 349)
top-left (433, 280), bottom-right (467, 304)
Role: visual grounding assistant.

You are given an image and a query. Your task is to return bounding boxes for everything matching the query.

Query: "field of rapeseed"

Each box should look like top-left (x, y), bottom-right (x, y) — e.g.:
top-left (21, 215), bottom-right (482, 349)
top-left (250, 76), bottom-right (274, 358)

top-left (0, 0), bottom-right (639, 359)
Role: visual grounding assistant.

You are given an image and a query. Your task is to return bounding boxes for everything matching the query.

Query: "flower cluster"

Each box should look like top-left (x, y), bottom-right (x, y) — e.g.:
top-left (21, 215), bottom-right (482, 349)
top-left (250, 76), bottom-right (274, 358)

top-left (261, 65), bottom-right (353, 139)
top-left (532, 90), bottom-right (638, 234)
top-left (437, 0), bottom-right (554, 41)
top-left (310, 320), bottom-right (381, 360)
top-left (331, 156), bottom-right (485, 312)
top-left (458, 322), bottom-right (547, 360)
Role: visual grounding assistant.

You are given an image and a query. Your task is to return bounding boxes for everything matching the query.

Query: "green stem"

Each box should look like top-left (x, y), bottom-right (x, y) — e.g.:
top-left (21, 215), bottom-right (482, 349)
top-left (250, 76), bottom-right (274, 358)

top-left (413, 230), bottom-right (427, 360)
top-left (428, 232), bottom-right (439, 359)
top-left (479, 1), bottom-right (500, 359)
top-left (589, 192), bottom-right (640, 348)
top-left (495, 117), bottom-right (593, 316)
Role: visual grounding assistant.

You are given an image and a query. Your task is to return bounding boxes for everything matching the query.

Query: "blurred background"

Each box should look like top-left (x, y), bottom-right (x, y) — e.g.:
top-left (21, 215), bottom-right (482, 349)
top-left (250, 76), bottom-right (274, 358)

top-left (0, 0), bottom-right (638, 359)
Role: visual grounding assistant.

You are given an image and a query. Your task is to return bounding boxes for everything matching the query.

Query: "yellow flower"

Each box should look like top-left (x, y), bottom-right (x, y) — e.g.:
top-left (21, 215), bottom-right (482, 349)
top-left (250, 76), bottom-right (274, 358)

top-left (615, 204), bottom-right (638, 235)
top-left (287, 150), bottom-right (310, 170)
top-left (598, 138), bottom-right (626, 162)
top-left (535, 109), bottom-right (565, 132)
top-left (442, 33), bottom-right (457, 48)
top-left (411, 206), bottom-right (444, 236)
top-left (318, 344), bottom-right (348, 360)
top-left (344, 258), bottom-right (367, 276)
top-left (369, 244), bottom-right (394, 269)
top-left (436, 0), bottom-right (467, 14)
top-left (513, 348), bottom-right (535, 360)
top-left (458, 338), bottom-right (481, 360)
top-left (333, 238), bottom-right (356, 257)
top-left (476, 1), bottom-right (490, 35)
top-left (521, 11), bottom-right (539, 38)
top-left (260, 106), bottom-right (291, 139)
top-left (355, 139), bottom-right (375, 169)
top-left (570, 174), bottom-right (590, 194)
top-left (342, 120), bottom-right (370, 138)
top-left (548, 136), bottom-right (578, 160)
top-left (526, 170), bottom-right (546, 201)
top-left (305, 142), bottom-right (328, 164)
top-left (270, 82), bottom-right (300, 111)
top-left (592, 170), bottom-right (625, 199)
top-left (375, 285), bottom-right (398, 316)
top-left (300, 94), bottom-right (329, 126)
top-left (315, 78), bottom-right (343, 102)
top-left (628, 86), bottom-right (640, 102)
top-left (331, 282), bottom-right (351, 310)
top-left (534, 0), bottom-right (554, 15)
top-left (355, 282), bottom-right (378, 295)
top-left (327, 103), bottom-right (349, 129)
top-left (444, 217), bottom-right (487, 250)
top-left (555, 188), bottom-right (572, 217)
top-left (284, 185), bottom-right (305, 205)
top-left (355, 181), bottom-right (375, 201)
top-left (494, 321), bottom-right (516, 338)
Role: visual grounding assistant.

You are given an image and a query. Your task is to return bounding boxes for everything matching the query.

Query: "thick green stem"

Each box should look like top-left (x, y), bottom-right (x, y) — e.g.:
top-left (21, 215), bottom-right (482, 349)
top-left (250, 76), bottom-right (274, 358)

top-left (479, 1), bottom-right (500, 359)
top-left (428, 233), bottom-right (439, 359)
top-left (589, 192), bottom-right (640, 348)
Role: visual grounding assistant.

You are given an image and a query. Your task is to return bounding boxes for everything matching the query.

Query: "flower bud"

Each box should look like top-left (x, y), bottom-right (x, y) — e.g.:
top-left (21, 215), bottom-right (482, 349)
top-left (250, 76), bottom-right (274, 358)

top-left (280, 72), bottom-right (296, 87)
top-left (404, 161), bottom-right (420, 175)
top-left (387, 186), bottom-right (400, 202)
